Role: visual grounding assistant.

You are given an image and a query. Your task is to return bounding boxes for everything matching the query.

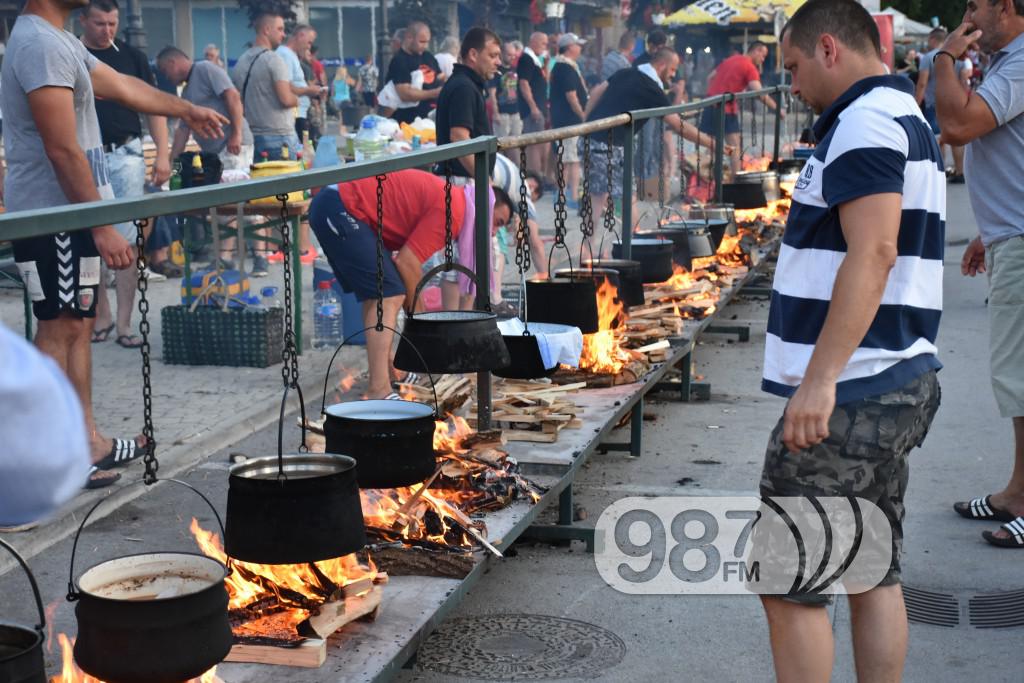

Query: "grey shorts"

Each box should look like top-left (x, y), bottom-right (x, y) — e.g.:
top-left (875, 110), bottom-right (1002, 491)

top-left (634, 121), bottom-right (664, 180)
top-left (522, 115), bottom-right (546, 134)
top-left (986, 235), bottom-right (1024, 417)
top-left (757, 370), bottom-right (941, 605)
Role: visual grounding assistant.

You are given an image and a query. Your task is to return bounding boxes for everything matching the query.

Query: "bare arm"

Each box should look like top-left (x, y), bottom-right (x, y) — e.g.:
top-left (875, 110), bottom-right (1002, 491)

top-left (449, 126), bottom-right (475, 176)
top-left (291, 82), bottom-right (322, 97)
top-left (222, 89), bottom-right (245, 155)
top-left (748, 80), bottom-right (780, 113)
top-left (782, 193), bottom-right (901, 452)
top-left (394, 246), bottom-right (424, 312)
top-left (935, 21), bottom-right (996, 145)
top-left (169, 123), bottom-right (190, 161)
top-left (665, 113), bottom-right (715, 150)
top-left (90, 62), bottom-right (226, 139)
top-left (527, 218), bottom-right (547, 278)
top-left (146, 114), bottom-right (170, 185)
top-left (565, 91), bottom-right (586, 121)
top-left (273, 79), bottom-right (298, 108)
top-left (915, 67), bottom-right (929, 105)
top-left (27, 86), bottom-right (132, 269)
top-left (395, 83), bottom-right (439, 101)
top-left (583, 81), bottom-right (608, 118)
top-left (518, 79), bottom-right (542, 120)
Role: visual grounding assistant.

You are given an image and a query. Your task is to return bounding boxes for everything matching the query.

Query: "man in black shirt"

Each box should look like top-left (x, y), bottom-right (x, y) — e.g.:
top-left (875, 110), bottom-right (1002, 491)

top-left (517, 32), bottom-right (549, 183)
top-left (435, 27), bottom-right (502, 178)
top-left (549, 33), bottom-right (588, 208)
top-left (384, 21), bottom-right (443, 125)
top-left (633, 29), bottom-right (667, 67)
top-left (583, 47), bottom-right (717, 251)
top-left (79, 0), bottom-right (169, 349)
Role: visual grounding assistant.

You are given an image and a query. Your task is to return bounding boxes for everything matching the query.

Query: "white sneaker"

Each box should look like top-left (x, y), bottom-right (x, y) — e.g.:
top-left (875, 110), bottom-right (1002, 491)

top-left (142, 267), bottom-right (166, 282)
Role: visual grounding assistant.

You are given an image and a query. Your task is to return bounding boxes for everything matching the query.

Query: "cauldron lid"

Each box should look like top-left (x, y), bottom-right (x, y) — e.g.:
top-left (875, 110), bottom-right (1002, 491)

top-left (325, 399), bottom-right (434, 421)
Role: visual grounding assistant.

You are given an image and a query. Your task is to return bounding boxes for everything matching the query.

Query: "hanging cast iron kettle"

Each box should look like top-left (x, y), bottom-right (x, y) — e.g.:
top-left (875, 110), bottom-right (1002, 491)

top-left (394, 263), bottom-right (511, 374)
top-left (0, 538), bottom-right (46, 683)
top-left (321, 333), bottom-right (439, 488)
top-left (225, 382), bottom-right (366, 564)
top-left (67, 480), bottom-right (232, 683)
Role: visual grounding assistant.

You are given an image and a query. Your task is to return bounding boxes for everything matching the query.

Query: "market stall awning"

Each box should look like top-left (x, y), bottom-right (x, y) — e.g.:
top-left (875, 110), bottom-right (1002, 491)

top-left (662, 0), bottom-right (806, 26)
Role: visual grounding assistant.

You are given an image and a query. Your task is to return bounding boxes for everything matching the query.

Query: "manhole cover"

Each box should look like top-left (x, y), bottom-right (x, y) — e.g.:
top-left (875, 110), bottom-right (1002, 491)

top-left (416, 614), bottom-right (627, 679)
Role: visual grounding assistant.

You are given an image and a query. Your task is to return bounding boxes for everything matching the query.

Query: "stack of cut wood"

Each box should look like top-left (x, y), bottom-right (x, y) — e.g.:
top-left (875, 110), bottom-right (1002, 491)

top-left (551, 358), bottom-right (650, 388)
top-left (397, 374), bottom-right (472, 414)
top-left (642, 277), bottom-right (719, 305)
top-left (624, 302), bottom-right (685, 346)
top-left (468, 379), bottom-right (584, 443)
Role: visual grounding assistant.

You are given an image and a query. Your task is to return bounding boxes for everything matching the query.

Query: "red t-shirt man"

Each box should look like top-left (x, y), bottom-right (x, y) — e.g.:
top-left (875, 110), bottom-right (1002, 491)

top-left (707, 53), bottom-right (762, 115)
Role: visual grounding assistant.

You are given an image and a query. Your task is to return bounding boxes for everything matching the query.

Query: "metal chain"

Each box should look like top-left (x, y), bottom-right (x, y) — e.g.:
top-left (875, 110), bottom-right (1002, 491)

top-left (657, 119), bottom-right (666, 210)
top-left (277, 194), bottom-right (298, 389)
top-left (603, 128), bottom-right (616, 234)
top-left (579, 135), bottom-right (594, 265)
top-left (134, 218), bottom-right (158, 485)
top-left (375, 174), bottom-right (387, 330)
top-left (738, 98), bottom-right (744, 166)
top-left (443, 161), bottom-right (454, 270)
top-left (515, 147), bottom-right (531, 275)
top-left (749, 98), bottom-right (757, 154)
top-left (553, 139), bottom-right (567, 249)
top-left (696, 121), bottom-right (702, 200)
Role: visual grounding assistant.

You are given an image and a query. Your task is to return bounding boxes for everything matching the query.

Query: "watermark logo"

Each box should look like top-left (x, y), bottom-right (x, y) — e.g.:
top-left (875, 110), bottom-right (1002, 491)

top-left (594, 497), bottom-right (893, 597)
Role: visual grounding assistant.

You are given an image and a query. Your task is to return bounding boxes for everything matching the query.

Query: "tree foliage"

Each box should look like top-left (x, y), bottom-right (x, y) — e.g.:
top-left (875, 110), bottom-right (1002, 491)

top-left (883, 0), bottom-right (966, 34)
top-left (236, 0), bottom-right (298, 28)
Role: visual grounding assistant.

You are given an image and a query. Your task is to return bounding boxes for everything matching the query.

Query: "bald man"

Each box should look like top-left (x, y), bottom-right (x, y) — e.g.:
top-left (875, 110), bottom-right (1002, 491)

top-left (385, 21), bottom-right (442, 124)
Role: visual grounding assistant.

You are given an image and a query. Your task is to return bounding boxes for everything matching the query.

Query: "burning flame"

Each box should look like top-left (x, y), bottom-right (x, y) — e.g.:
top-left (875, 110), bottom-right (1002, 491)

top-left (734, 198), bottom-right (791, 225)
top-left (579, 278), bottom-right (633, 375)
top-left (741, 155), bottom-right (772, 172)
top-left (433, 414), bottom-right (476, 454)
top-left (189, 519), bottom-right (376, 616)
top-left (51, 634), bottom-right (216, 682)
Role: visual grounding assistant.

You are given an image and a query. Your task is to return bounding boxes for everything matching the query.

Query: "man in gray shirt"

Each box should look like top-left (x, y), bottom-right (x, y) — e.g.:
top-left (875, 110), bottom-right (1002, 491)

top-left (936, 2), bottom-right (1024, 548)
top-left (158, 46), bottom-right (252, 168)
top-left (601, 30), bottom-right (634, 81)
top-left (2, 0), bottom-right (224, 488)
top-left (231, 11), bottom-right (298, 162)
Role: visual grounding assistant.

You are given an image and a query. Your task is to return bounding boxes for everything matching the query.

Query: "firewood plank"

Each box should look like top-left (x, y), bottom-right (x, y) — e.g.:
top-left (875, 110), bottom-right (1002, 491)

top-left (225, 639), bottom-right (327, 668)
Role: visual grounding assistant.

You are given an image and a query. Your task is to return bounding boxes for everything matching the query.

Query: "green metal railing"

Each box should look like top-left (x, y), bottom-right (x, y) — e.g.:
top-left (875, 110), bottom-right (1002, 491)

top-left (0, 85), bottom-right (809, 427)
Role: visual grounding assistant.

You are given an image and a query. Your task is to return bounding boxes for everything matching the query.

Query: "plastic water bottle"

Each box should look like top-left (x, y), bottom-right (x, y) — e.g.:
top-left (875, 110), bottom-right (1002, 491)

top-left (260, 286), bottom-right (281, 309)
top-left (314, 135), bottom-right (341, 168)
top-left (313, 280), bottom-right (343, 349)
top-left (354, 118), bottom-right (386, 161)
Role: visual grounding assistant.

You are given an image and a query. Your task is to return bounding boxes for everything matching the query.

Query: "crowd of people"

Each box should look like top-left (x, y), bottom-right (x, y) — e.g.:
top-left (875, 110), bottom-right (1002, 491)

top-left (3, 3), bottom-right (1024, 682)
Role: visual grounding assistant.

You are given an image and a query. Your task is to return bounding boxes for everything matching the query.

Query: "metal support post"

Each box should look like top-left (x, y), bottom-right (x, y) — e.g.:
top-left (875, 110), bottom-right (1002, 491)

top-left (522, 482), bottom-right (596, 552)
top-left (621, 120), bottom-right (635, 259)
top-left (559, 484), bottom-right (573, 525)
top-left (290, 216), bottom-right (303, 353)
top-left (714, 100), bottom-right (728, 203)
top-left (772, 88), bottom-right (783, 165)
top-left (474, 149), bottom-right (493, 430)
top-left (630, 395), bottom-right (643, 457)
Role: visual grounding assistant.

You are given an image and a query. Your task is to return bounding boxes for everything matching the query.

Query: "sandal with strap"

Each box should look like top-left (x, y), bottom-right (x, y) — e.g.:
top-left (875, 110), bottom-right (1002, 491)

top-left (982, 516), bottom-right (1024, 548)
top-left (953, 495), bottom-right (1016, 522)
top-left (94, 437), bottom-right (148, 470)
top-left (84, 466), bottom-right (122, 490)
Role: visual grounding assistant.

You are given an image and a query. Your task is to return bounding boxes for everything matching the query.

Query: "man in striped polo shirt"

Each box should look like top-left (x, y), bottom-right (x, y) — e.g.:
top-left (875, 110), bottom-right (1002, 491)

top-left (758, 1), bottom-right (945, 680)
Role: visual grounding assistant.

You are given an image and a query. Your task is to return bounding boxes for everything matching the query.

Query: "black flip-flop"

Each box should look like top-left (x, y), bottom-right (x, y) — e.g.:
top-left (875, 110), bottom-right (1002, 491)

top-left (85, 466), bottom-right (121, 490)
top-left (982, 516), bottom-right (1024, 548)
top-left (91, 323), bottom-right (115, 343)
top-left (94, 437), bottom-right (147, 470)
top-left (953, 495), bottom-right (1016, 522)
top-left (115, 335), bottom-right (144, 349)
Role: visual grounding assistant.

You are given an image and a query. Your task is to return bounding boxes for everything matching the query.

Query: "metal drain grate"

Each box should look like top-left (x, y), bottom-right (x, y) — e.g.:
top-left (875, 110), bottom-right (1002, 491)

top-left (969, 589), bottom-right (1024, 629)
top-left (415, 613), bottom-right (627, 680)
top-left (903, 586), bottom-right (960, 627)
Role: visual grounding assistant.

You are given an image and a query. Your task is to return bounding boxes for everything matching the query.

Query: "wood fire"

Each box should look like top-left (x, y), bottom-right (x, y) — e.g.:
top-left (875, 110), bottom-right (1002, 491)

top-left (578, 278), bottom-right (634, 375)
top-left (51, 634), bottom-right (218, 682)
top-left (189, 520), bottom-right (381, 644)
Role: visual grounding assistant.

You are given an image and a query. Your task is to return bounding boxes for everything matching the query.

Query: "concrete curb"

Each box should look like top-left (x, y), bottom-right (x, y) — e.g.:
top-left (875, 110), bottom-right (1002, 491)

top-left (0, 348), bottom-right (367, 575)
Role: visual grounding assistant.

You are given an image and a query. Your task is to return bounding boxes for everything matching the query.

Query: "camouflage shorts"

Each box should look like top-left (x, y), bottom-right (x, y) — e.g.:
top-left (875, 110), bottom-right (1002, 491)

top-left (758, 371), bottom-right (941, 605)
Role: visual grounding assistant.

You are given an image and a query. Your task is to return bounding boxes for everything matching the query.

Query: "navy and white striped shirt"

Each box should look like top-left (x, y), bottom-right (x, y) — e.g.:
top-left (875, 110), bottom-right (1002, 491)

top-left (763, 75), bottom-right (945, 404)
